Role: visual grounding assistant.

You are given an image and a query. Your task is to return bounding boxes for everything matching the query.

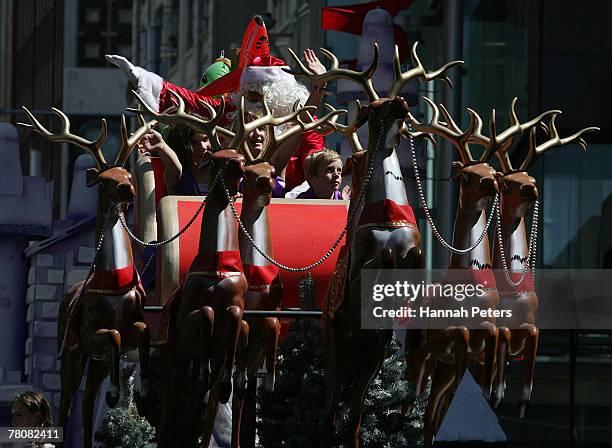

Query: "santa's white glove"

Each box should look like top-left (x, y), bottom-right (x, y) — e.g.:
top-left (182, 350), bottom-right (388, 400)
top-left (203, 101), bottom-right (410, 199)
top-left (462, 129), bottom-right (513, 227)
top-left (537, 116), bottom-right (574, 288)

top-left (105, 55), bottom-right (163, 112)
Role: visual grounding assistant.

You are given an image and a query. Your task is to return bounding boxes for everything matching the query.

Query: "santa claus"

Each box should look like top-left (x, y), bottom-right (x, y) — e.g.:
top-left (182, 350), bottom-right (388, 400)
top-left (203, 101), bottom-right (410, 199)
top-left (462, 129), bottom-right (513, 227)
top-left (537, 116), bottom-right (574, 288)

top-left (106, 15), bottom-right (327, 191)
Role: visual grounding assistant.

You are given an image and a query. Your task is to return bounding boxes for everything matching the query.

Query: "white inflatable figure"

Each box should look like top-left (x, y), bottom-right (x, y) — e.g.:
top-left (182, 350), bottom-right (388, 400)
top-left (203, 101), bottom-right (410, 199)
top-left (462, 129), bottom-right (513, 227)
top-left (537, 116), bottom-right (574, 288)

top-left (336, 8), bottom-right (418, 179)
top-left (356, 7), bottom-right (400, 93)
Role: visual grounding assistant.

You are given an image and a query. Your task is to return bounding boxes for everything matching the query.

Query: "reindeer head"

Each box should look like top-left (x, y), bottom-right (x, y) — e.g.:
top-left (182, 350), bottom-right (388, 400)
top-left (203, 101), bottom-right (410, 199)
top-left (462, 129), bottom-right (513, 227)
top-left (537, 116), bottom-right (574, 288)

top-left (342, 150), bottom-right (368, 199)
top-left (19, 108), bottom-right (155, 208)
top-left (243, 162), bottom-right (276, 208)
top-left (497, 171), bottom-right (538, 219)
top-left (366, 97), bottom-right (411, 148)
top-left (210, 150), bottom-right (246, 195)
top-left (495, 109), bottom-right (598, 219)
top-left (86, 166), bottom-right (135, 207)
top-left (452, 161), bottom-right (498, 212)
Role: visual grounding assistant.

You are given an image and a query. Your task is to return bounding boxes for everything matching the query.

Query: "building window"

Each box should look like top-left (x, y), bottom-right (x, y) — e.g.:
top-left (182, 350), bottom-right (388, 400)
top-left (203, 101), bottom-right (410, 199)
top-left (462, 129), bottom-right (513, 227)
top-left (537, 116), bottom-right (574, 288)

top-left (84, 8), bottom-right (100, 23)
top-left (84, 43), bottom-right (100, 59)
top-left (77, 0), bottom-right (133, 67)
top-left (118, 9), bottom-right (132, 24)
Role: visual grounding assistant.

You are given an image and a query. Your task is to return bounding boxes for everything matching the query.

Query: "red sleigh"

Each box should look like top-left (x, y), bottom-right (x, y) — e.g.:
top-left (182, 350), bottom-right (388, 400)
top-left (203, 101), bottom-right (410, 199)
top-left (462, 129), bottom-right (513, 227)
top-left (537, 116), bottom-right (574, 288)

top-left (133, 157), bottom-right (348, 342)
top-left (156, 196), bottom-right (348, 342)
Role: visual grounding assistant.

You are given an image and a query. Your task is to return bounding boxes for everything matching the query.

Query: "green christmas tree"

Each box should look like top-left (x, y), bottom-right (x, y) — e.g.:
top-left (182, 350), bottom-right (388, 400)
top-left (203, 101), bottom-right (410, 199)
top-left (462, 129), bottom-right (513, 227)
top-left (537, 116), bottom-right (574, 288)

top-left (258, 274), bottom-right (426, 447)
top-left (94, 364), bottom-right (157, 448)
top-left (339, 341), bottom-right (429, 447)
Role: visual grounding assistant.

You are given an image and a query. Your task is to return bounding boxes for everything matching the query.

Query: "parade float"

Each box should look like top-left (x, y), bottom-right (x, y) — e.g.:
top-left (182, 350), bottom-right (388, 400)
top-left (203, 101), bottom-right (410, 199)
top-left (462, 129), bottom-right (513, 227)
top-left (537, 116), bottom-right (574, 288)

top-left (11, 8), bottom-right (600, 448)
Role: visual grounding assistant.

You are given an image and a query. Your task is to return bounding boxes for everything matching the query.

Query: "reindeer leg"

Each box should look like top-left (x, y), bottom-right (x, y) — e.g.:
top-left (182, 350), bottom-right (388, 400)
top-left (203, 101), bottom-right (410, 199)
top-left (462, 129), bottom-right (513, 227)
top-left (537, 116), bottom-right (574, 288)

top-left (424, 362), bottom-right (455, 446)
top-left (345, 338), bottom-right (389, 448)
top-left (492, 327), bottom-right (511, 408)
top-left (199, 305), bottom-right (215, 393)
top-left (478, 322), bottom-right (499, 399)
top-left (83, 359), bottom-right (109, 448)
top-left (435, 387), bottom-right (453, 432)
top-left (422, 352), bottom-right (435, 391)
top-left (263, 317), bottom-right (281, 393)
top-left (444, 326), bottom-right (469, 390)
top-left (191, 356), bottom-right (202, 397)
top-left (58, 294), bottom-right (84, 433)
top-left (519, 323), bottom-right (539, 418)
top-left (403, 330), bottom-right (430, 415)
top-left (401, 246), bottom-right (428, 414)
top-left (95, 329), bottom-right (122, 407)
top-left (201, 383), bottom-right (221, 448)
top-left (218, 305), bottom-right (243, 404)
top-left (235, 320), bottom-right (249, 396)
top-left (132, 322), bottom-right (150, 415)
top-left (59, 350), bottom-right (86, 435)
top-left (231, 320), bottom-right (249, 448)
top-left (184, 306), bottom-right (215, 447)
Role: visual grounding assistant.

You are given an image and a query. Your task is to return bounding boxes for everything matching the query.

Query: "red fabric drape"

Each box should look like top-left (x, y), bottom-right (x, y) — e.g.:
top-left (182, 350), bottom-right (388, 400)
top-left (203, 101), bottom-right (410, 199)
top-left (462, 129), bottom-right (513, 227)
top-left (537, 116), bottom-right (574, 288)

top-left (322, 0), bottom-right (413, 61)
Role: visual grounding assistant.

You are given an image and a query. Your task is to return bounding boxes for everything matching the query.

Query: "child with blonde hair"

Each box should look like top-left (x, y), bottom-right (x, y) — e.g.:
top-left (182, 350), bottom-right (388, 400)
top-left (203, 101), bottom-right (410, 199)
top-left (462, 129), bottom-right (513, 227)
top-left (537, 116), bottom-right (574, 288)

top-left (295, 149), bottom-right (347, 200)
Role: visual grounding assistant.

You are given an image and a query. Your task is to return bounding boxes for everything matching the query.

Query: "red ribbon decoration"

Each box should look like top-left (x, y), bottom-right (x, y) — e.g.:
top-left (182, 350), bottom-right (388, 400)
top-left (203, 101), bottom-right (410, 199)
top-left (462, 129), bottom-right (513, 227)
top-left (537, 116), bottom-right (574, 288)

top-left (243, 263), bottom-right (280, 290)
top-left (357, 199), bottom-right (416, 228)
top-left (89, 265), bottom-right (140, 291)
top-left (190, 250), bottom-right (244, 275)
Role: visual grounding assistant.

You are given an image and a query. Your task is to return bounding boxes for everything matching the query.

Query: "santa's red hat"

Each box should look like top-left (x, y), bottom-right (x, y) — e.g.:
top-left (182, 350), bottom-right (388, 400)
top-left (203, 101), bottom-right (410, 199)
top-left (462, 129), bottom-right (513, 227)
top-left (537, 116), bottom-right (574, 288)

top-left (239, 55), bottom-right (292, 90)
top-left (197, 16), bottom-right (294, 96)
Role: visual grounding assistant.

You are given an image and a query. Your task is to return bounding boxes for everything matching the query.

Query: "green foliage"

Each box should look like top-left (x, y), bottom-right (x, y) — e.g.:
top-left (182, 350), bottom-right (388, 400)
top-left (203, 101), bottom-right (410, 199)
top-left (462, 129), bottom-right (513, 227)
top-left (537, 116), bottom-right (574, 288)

top-left (258, 316), bottom-right (426, 448)
top-left (343, 342), bottom-right (429, 448)
top-left (94, 365), bottom-right (156, 448)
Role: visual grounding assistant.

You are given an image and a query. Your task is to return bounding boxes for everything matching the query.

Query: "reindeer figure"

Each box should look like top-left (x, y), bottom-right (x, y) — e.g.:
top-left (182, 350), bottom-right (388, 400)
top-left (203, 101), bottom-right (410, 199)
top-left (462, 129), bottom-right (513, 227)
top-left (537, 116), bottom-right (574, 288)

top-left (405, 98), bottom-right (557, 442)
top-left (132, 91), bottom-right (250, 446)
top-left (233, 99), bottom-right (343, 448)
top-left (19, 108), bottom-right (154, 448)
top-left (403, 100), bottom-right (499, 443)
top-left (214, 96), bottom-right (338, 448)
top-left (406, 98), bottom-right (587, 442)
top-left (235, 160), bottom-right (281, 444)
top-left (489, 105), bottom-right (598, 416)
top-left (288, 42), bottom-right (461, 447)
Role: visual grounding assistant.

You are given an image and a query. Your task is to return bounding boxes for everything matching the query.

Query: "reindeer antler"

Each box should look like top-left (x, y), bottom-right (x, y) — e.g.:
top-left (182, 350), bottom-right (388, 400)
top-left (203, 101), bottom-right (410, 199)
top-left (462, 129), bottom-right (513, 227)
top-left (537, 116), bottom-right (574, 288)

top-left (130, 88), bottom-right (229, 152)
top-left (286, 45), bottom-right (380, 102)
top-left (321, 102), bottom-right (367, 153)
top-left (231, 97), bottom-right (345, 163)
top-left (406, 97), bottom-right (488, 163)
top-left (115, 114), bottom-right (158, 167)
top-left (517, 113), bottom-right (599, 171)
top-left (485, 98), bottom-right (560, 170)
top-left (267, 105), bottom-right (345, 158)
top-left (388, 43), bottom-right (464, 99)
top-left (19, 106), bottom-right (109, 168)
